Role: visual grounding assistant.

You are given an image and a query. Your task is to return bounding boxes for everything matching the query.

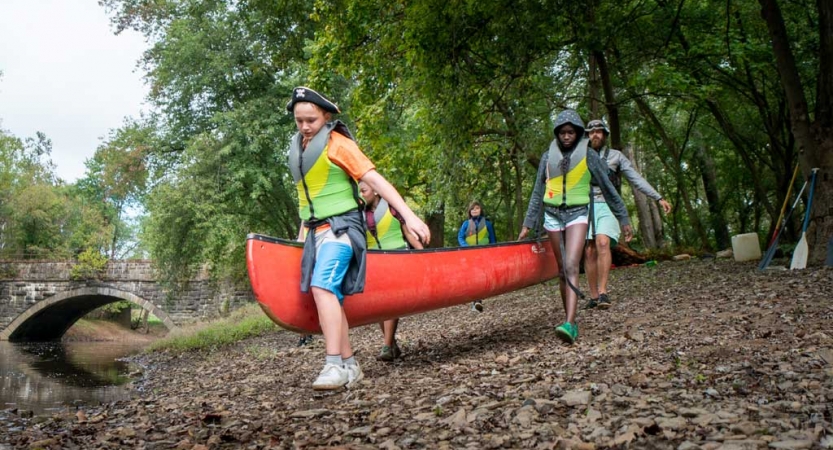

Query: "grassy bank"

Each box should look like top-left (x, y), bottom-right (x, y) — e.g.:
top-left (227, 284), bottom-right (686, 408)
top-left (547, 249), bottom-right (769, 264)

top-left (146, 303), bottom-right (280, 354)
top-left (64, 318), bottom-right (167, 342)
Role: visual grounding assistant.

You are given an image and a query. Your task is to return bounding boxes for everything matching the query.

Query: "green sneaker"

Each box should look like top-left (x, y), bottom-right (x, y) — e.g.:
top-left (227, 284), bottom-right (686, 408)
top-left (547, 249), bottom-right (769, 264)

top-left (377, 345), bottom-right (394, 361)
top-left (555, 322), bottom-right (578, 344)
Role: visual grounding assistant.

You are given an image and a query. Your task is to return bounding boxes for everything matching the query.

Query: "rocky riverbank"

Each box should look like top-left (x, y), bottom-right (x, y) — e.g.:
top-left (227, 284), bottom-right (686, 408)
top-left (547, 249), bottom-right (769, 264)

top-left (2, 259), bottom-right (832, 449)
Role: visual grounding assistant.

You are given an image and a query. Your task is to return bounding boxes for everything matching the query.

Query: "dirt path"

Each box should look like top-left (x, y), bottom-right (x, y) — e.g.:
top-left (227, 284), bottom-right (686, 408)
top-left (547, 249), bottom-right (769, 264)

top-left (3, 259), bottom-right (832, 449)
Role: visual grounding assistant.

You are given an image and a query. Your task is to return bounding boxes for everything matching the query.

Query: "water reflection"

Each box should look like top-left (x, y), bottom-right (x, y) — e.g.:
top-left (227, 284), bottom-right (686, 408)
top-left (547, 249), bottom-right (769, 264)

top-left (0, 341), bottom-right (143, 415)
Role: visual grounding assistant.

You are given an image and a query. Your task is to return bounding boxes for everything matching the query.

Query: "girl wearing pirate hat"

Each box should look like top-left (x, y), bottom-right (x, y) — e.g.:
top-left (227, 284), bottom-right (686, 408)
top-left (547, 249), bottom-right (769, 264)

top-left (287, 87), bottom-right (430, 390)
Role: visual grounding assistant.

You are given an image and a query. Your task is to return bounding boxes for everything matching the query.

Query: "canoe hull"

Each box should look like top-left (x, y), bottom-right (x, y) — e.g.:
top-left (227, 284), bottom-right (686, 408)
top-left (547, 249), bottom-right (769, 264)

top-left (246, 234), bottom-right (557, 333)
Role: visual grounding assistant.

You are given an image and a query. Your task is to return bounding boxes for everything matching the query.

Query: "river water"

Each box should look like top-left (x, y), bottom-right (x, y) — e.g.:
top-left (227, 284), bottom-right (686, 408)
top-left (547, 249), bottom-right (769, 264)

top-left (0, 341), bottom-right (144, 417)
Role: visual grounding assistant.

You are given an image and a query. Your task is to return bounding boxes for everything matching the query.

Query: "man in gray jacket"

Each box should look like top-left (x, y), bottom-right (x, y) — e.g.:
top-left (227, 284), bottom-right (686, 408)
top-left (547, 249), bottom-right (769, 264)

top-left (584, 119), bottom-right (672, 309)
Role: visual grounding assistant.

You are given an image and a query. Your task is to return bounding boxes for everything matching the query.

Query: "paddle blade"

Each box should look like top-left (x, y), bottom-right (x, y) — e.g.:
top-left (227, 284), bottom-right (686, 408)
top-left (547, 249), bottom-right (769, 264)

top-left (790, 233), bottom-right (809, 270)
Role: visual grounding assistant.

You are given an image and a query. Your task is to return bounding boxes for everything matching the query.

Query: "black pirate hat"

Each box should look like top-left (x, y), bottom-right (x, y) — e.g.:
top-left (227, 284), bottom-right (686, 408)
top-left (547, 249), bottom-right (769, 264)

top-left (286, 86), bottom-right (340, 114)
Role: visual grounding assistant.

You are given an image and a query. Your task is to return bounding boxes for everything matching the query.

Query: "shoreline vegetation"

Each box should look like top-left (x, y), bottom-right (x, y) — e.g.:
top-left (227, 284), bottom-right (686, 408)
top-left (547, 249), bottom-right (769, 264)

top-left (64, 303), bottom-right (280, 351)
top-left (145, 303), bottom-right (279, 354)
top-left (63, 317), bottom-right (166, 343)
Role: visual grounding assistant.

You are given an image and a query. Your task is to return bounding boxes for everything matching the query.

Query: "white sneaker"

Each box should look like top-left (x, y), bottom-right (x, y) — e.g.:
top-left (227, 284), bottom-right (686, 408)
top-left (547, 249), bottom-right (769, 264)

top-left (344, 362), bottom-right (364, 389)
top-left (312, 363), bottom-right (348, 391)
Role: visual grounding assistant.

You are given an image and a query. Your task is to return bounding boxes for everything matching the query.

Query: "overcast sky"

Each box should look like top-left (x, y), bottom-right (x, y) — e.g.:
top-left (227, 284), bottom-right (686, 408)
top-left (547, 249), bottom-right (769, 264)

top-left (0, 0), bottom-right (148, 183)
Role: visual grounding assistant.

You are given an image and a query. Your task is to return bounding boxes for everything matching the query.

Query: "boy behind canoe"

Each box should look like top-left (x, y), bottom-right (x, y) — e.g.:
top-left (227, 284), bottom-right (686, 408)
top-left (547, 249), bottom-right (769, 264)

top-left (359, 180), bottom-right (425, 361)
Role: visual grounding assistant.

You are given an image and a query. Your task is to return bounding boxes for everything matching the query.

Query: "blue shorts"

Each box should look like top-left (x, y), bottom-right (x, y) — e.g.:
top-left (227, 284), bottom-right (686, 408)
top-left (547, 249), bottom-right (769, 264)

top-left (310, 233), bottom-right (353, 304)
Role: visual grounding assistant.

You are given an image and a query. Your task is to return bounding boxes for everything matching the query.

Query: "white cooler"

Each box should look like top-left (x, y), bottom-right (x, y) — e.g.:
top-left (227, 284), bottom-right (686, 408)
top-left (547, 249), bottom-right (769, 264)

top-left (731, 233), bottom-right (762, 262)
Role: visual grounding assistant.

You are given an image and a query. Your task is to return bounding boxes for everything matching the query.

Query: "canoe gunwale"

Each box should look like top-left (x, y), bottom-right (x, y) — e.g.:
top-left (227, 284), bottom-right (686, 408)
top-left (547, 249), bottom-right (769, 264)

top-left (246, 233), bottom-right (549, 254)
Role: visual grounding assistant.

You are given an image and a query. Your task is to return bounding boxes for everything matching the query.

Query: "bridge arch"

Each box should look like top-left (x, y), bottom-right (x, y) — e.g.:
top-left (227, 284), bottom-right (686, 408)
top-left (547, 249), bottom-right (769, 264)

top-left (0, 287), bottom-right (177, 341)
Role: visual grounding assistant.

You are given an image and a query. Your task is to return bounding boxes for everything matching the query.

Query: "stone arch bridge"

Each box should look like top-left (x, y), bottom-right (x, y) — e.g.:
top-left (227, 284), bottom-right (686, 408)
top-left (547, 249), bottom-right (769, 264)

top-left (0, 260), bottom-right (254, 341)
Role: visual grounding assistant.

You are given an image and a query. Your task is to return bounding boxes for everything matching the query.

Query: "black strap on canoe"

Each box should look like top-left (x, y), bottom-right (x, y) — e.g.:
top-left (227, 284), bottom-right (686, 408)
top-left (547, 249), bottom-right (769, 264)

top-left (299, 150), bottom-right (316, 221)
top-left (534, 150), bottom-right (585, 299)
top-left (589, 192), bottom-right (596, 239)
top-left (538, 204), bottom-right (585, 301)
top-left (553, 206), bottom-right (586, 301)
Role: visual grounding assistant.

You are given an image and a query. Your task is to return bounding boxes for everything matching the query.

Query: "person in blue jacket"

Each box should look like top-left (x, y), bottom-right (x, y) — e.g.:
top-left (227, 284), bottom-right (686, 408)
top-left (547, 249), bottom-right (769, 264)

top-left (457, 201), bottom-right (497, 312)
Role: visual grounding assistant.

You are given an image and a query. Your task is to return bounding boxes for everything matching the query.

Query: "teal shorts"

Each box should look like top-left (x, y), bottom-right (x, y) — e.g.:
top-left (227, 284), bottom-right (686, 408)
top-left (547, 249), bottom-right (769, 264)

top-left (587, 202), bottom-right (620, 247)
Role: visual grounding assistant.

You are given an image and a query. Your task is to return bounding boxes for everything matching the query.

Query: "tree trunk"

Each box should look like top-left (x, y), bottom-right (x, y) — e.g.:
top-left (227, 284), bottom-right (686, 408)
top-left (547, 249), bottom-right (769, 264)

top-left (426, 202), bottom-right (445, 248)
top-left (594, 50), bottom-right (622, 149)
top-left (623, 145), bottom-right (660, 248)
top-left (704, 101), bottom-right (776, 221)
top-left (585, 1), bottom-right (602, 120)
top-left (612, 243), bottom-right (649, 266)
top-left (695, 141), bottom-right (731, 249)
top-left (634, 98), bottom-right (712, 249)
top-left (492, 99), bottom-right (527, 240)
top-left (497, 150), bottom-right (512, 241)
top-left (588, 53), bottom-right (602, 118)
top-left (809, 171), bottom-right (833, 266)
top-left (754, 195), bottom-right (762, 235)
top-left (596, 50), bottom-right (656, 248)
top-left (759, 0), bottom-right (833, 265)
top-left (513, 143), bottom-right (524, 239)
top-left (649, 201), bottom-right (665, 248)
top-left (142, 309), bottom-right (150, 334)
top-left (670, 191), bottom-right (682, 247)
top-left (636, 190), bottom-right (659, 248)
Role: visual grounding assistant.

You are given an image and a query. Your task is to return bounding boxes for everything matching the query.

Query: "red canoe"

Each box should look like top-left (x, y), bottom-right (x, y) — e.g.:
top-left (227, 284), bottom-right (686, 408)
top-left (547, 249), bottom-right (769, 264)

top-left (246, 233), bottom-right (558, 333)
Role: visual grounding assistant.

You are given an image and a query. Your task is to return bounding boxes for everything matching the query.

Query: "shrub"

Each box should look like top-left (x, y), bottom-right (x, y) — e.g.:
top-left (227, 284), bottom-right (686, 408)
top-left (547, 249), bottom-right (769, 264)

top-left (0, 263), bottom-right (18, 279)
top-left (70, 248), bottom-right (108, 280)
top-left (147, 303), bottom-right (277, 354)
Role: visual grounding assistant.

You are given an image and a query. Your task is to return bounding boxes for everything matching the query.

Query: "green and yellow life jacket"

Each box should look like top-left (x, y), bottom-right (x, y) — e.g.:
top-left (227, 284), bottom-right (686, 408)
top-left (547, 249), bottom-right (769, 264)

top-left (288, 122), bottom-right (359, 221)
top-left (544, 138), bottom-right (591, 207)
top-left (365, 199), bottom-right (408, 250)
top-left (465, 218), bottom-right (489, 245)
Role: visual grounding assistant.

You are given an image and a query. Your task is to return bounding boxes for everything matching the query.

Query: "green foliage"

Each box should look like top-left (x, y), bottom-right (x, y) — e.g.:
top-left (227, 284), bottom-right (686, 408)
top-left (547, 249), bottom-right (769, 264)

top-left (97, 300), bottom-right (132, 315)
top-left (309, 0), bottom-right (576, 241)
top-left (140, 102), bottom-right (300, 285)
top-left (100, 0), bottom-right (309, 283)
top-left (130, 308), bottom-right (162, 330)
top-left (0, 263), bottom-right (18, 279)
top-left (146, 303), bottom-right (276, 354)
top-left (75, 120), bottom-right (151, 259)
top-left (7, 183), bottom-right (68, 257)
top-left (93, 0), bottom-right (827, 264)
top-left (70, 248), bottom-right (109, 280)
top-left (0, 128), bottom-right (75, 258)
top-left (0, 126), bottom-right (128, 259)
